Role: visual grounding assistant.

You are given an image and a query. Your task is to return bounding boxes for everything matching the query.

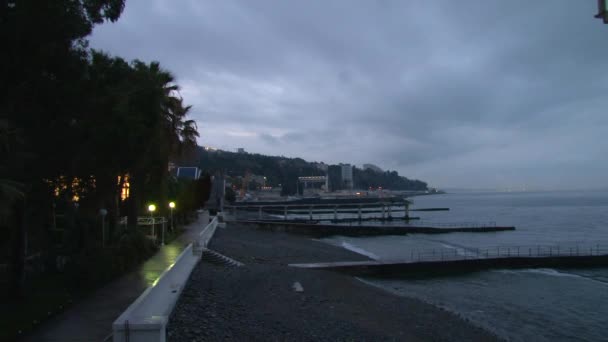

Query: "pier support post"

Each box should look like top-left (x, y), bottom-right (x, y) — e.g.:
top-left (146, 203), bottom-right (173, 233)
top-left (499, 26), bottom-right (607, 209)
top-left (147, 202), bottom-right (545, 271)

top-left (387, 205), bottom-right (392, 219)
top-left (381, 204), bottom-right (385, 220)
top-left (334, 206), bottom-right (338, 221)
top-left (309, 206), bottom-right (313, 221)
top-left (358, 205), bottom-right (362, 221)
top-left (284, 206), bottom-right (287, 221)
top-left (404, 203), bottom-right (410, 220)
top-left (258, 206), bottom-right (262, 220)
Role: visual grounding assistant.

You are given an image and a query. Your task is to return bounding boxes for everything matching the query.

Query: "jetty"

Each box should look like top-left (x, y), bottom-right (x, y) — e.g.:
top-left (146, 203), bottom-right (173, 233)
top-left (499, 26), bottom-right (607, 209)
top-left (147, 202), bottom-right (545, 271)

top-left (290, 244), bottom-right (608, 275)
top-left (232, 220), bottom-right (514, 237)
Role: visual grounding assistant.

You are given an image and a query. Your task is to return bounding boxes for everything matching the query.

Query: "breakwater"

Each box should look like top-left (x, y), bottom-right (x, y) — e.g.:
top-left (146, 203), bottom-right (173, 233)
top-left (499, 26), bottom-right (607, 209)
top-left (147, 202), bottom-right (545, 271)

top-left (290, 244), bottom-right (608, 276)
top-left (232, 220), bottom-right (514, 237)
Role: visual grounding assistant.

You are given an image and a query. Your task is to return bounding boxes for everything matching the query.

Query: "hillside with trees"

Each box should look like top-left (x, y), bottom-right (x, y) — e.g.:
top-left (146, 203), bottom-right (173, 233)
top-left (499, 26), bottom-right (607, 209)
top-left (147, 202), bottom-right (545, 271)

top-left (197, 148), bottom-right (428, 195)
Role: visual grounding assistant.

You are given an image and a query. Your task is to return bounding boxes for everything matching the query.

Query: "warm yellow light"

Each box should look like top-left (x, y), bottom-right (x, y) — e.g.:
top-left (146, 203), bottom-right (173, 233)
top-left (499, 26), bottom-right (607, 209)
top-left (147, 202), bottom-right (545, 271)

top-left (169, 201), bottom-right (176, 209)
top-left (148, 204), bottom-right (156, 212)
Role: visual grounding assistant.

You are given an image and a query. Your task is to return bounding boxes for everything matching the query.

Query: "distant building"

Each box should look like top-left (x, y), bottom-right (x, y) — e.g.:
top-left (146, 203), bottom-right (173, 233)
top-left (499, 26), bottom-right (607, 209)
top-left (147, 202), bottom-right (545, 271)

top-left (237, 148), bottom-right (246, 154)
top-left (328, 165), bottom-right (342, 192)
top-left (363, 163), bottom-right (383, 173)
top-left (176, 167), bottom-right (201, 180)
top-left (341, 164), bottom-right (353, 190)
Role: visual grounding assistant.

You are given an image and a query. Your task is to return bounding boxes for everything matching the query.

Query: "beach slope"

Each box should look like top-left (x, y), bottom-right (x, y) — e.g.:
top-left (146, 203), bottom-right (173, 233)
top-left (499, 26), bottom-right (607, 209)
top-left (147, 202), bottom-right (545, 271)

top-left (168, 223), bottom-right (499, 341)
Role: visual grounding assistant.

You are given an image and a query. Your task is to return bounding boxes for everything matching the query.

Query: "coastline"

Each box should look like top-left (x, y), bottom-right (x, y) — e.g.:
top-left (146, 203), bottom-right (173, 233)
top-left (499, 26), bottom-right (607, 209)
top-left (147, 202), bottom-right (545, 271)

top-left (168, 223), bottom-right (501, 341)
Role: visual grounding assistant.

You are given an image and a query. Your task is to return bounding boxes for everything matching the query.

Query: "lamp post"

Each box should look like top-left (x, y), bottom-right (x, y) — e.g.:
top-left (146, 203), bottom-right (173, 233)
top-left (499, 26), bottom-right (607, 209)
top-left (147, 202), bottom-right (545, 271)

top-left (148, 204), bottom-right (156, 242)
top-left (169, 201), bottom-right (175, 233)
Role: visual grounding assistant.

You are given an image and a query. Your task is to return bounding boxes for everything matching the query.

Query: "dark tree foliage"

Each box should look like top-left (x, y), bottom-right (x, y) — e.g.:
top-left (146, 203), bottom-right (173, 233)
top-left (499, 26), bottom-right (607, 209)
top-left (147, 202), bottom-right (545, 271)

top-left (198, 148), bottom-right (325, 196)
top-left (353, 168), bottom-right (427, 191)
top-left (0, 1), bottom-right (200, 299)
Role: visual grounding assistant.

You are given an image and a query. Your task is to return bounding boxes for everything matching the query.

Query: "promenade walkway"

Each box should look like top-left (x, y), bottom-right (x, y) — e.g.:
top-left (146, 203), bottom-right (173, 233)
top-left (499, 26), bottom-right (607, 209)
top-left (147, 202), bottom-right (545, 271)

top-left (24, 216), bottom-right (207, 342)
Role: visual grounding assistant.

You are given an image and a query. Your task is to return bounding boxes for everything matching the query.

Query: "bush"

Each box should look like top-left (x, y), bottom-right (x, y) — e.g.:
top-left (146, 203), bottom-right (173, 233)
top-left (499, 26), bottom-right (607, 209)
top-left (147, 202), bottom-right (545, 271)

top-left (64, 231), bottom-right (157, 292)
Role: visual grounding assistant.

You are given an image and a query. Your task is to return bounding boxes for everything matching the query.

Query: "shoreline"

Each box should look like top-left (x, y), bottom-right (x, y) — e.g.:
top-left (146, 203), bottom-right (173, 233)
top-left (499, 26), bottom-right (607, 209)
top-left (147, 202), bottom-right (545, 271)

top-left (169, 223), bottom-right (500, 341)
top-left (354, 276), bottom-right (503, 340)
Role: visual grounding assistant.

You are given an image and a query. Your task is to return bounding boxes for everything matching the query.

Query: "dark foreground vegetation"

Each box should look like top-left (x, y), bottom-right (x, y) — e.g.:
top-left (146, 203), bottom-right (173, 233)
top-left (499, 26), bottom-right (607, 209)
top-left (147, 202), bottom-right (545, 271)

top-left (0, 1), bottom-right (207, 339)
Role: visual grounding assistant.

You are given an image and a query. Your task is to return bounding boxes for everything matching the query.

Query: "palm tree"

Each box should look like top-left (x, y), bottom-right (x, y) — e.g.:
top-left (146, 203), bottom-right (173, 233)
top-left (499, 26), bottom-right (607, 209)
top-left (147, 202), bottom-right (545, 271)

top-left (0, 119), bottom-right (27, 295)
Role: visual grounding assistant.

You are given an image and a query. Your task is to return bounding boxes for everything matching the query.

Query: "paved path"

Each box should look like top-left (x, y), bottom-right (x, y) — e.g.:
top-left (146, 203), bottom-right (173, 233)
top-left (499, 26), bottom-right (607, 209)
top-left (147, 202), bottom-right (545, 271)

top-left (23, 216), bottom-right (208, 342)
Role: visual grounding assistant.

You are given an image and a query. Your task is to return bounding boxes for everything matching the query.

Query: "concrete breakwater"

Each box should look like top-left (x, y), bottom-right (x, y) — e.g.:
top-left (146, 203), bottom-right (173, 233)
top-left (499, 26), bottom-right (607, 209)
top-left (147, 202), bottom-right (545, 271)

top-left (290, 248), bottom-right (608, 276)
top-left (231, 220), bottom-right (515, 237)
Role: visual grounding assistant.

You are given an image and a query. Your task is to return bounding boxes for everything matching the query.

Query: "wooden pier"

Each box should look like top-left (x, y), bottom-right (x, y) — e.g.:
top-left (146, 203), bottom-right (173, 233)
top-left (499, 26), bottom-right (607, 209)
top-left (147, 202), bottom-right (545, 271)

top-left (225, 200), bottom-right (448, 223)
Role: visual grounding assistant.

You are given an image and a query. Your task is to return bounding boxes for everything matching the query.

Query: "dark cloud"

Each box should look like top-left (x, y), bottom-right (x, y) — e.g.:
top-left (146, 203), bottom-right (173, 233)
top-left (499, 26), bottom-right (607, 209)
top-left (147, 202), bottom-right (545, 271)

top-left (90, 0), bottom-right (608, 189)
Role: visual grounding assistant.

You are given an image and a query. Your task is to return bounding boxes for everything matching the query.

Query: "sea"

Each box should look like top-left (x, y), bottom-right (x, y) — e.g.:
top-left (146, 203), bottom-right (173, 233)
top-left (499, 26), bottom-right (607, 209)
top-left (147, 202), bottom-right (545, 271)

top-left (322, 190), bottom-right (608, 341)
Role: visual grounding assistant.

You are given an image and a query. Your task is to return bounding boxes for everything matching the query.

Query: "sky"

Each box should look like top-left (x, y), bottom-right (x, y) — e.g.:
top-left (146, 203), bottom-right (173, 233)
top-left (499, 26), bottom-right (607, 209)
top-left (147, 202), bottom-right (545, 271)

top-left (90, 0), bottom-right (608, 190)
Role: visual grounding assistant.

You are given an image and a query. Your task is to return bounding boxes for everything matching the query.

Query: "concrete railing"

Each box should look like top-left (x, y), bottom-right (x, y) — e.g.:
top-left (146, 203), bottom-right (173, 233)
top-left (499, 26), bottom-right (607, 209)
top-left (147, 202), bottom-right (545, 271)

top-left (112, 215), bottom-right (219, 342)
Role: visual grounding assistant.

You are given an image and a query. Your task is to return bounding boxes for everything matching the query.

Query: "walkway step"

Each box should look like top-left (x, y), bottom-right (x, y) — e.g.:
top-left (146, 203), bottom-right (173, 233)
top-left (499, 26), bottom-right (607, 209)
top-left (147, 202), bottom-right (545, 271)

top-left (202, 248), bottom-right (244, 267)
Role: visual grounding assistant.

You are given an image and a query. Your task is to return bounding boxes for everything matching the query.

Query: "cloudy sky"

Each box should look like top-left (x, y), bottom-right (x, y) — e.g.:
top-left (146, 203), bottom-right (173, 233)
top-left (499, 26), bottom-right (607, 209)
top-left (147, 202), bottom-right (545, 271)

top-left (91, 0), bottom-right (608, 190)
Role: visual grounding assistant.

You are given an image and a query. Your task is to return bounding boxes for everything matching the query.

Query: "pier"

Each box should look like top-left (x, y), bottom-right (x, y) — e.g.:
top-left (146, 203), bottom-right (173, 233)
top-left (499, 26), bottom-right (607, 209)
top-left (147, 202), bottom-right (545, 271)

top-left (289, 244), bottom-right (608, 276)
top-left (230, 220), bottom-right (515, 237)
top-left (225, 199), bottom-right (450, 223)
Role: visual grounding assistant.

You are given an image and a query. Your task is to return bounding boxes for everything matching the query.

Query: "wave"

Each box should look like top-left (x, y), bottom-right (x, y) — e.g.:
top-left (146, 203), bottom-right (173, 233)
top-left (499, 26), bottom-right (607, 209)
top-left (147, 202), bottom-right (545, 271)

top-left (520, 268), bottom-right (584, 278)
top-left (340, 242), bottom-right (380, 260)
top-left (439, 243), bottom-right (470, 256)
top-left (494, 268), bottom-right (608, 287)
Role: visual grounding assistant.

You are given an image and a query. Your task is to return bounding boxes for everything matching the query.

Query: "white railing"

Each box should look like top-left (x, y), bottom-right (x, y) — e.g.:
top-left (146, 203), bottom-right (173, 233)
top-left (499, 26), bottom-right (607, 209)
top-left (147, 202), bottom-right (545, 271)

top-left (112, 214), bottom-right (218, 342)
top-left (393, 244), bottom-right (608, 263)
top-left (118, 217), bottom-right (168, 226)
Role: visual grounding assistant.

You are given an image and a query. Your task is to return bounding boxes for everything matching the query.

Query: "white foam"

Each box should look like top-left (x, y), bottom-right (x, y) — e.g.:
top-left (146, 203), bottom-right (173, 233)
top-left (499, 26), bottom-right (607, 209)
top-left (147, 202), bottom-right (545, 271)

top-left (520, 268), bottom-right (584, 279)
top-left (340, 242), bottom-right (380, 260)
top-left (439, 243), bottom-right (468, 256)
top-left (494, 268), bottom-right (582, 279)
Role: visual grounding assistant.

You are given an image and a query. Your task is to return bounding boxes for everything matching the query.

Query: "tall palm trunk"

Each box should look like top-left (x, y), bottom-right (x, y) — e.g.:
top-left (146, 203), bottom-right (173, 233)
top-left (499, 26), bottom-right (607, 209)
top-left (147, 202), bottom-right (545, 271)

top-left (10, 198), bottom-right (27, 298)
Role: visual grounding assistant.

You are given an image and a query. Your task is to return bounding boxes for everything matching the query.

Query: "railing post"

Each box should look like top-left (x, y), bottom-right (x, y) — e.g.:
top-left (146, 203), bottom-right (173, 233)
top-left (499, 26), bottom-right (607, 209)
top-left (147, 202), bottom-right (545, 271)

top-left (309, 206), bottom-right (313, 221)
top-left (387, 205), bottom-right (392, 219)
top-left (334, 206), bottom-right (338, 221)
top-left (358, 205), bottom-right (362, 221)
top-left (284, 206), bottom-right (287, 221)
top-left (258, 206), bottom-right (262, 220)
top-left (382, 204), bottom-right (386, 220)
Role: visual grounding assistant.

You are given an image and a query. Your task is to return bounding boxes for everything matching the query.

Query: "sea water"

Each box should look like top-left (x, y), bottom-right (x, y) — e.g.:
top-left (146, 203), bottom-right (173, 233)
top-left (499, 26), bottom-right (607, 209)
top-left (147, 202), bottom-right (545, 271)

top-left (323, 190), bottom-right (608, 341)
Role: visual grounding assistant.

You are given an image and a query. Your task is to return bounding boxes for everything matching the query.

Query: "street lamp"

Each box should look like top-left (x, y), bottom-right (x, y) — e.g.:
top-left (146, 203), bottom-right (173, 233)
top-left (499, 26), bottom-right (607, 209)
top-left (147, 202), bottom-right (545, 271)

top-left (169, 201), bottom-right (176, 232)
top-left (148, 204), bottom-right (156, 242)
